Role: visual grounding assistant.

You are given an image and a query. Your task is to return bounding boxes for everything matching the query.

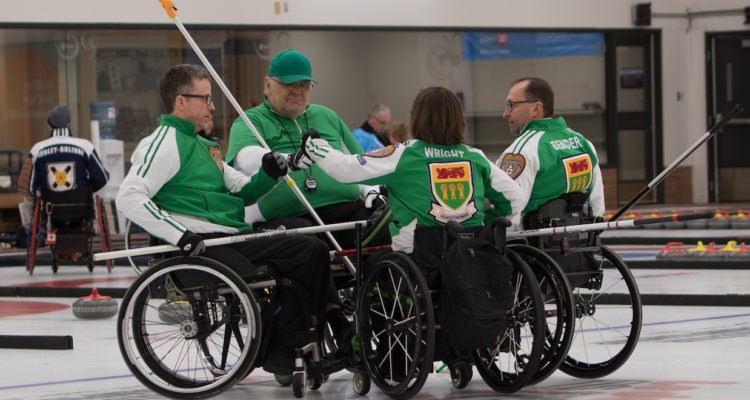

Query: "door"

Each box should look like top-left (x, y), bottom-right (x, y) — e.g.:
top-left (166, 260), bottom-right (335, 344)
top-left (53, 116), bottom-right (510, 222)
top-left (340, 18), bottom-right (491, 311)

top-left (605, 32), bottom-right (662, 206)
top-left (707, 33), bottom-right (750, 202)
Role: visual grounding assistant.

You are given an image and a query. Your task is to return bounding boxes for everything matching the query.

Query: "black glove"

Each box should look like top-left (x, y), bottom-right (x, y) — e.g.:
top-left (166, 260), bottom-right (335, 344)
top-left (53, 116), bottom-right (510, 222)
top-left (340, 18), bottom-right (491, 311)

top-left (177, 230), bottom-right (206, 256)
top-left (363, 190), bottom-right (388, 209)
top-left (299, 129), bottom-right (320, 156)
top-left (287, 151), bottom-right (313, 171)
top-left (261, 151), bottom-right (288, 180)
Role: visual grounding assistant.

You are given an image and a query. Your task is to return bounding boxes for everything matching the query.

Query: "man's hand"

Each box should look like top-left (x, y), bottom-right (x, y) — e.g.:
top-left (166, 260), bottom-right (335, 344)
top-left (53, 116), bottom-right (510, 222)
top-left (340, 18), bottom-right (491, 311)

top-left (302, 129), bottom-right (335, 161)
top-left (287, 151), bottom-right (313, 171)
top-left (287, 129), bottom-right (320, 170)
top-left (177, 230), bottom-right (206, 256)
top-left (360, 186), bottom-right (388, 209)
top-left (262, 151), bottom-right (288, 180)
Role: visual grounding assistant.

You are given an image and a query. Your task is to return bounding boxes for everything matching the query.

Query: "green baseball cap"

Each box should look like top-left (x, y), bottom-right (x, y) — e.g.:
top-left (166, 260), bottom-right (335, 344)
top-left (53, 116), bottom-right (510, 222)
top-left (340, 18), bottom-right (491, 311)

top-left (268, 49), bottom-right (317, 84)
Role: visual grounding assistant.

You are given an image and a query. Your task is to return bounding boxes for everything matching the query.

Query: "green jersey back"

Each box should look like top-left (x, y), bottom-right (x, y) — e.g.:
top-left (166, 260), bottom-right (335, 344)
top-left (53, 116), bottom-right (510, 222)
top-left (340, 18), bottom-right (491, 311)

top-left (497, 117), bottom-right (605, 216)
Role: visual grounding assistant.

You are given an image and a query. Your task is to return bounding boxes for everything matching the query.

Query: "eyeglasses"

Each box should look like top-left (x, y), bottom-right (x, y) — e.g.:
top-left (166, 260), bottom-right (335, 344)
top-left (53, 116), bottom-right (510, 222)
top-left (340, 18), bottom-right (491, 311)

top-left (505, 99), bottom-right (537, 111)
top-left (179, 93), bottom-right (214, 105)
top-left (373, 117), bottom-right (390, 127)
top-left (271, 78), bottom-right (314, 91)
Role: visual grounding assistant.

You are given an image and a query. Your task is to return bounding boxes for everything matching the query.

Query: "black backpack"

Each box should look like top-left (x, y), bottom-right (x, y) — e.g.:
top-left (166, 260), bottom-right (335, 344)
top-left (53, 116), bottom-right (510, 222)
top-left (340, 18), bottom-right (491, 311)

top-left (437, 227), bottom-right (514, 350)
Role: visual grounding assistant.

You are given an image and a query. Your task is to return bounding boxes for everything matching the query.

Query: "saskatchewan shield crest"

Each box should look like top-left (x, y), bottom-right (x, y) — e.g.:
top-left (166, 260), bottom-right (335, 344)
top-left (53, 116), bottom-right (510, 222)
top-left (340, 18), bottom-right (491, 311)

top-left (561, 153), bottom-right (593, 193)
top-left (428, 161), bottom-right (477, 223)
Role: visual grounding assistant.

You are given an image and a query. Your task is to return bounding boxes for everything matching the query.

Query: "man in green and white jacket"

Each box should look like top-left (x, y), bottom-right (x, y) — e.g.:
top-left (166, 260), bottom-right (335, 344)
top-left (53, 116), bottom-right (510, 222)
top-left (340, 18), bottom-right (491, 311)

top-left (497, 77), bottom-right (605, 219)
top-left (117, 64), bottom-right (331, 375)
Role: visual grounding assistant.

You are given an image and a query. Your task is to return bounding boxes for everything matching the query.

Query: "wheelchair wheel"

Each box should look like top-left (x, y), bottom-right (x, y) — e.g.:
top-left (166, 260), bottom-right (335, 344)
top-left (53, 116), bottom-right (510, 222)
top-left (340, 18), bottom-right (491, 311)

top-left (450, 362), bottom-right (473, 389)
top-left (94, 196), bottom-right (112, 272)
top-left (473, 251), bottom-right (545, 393)
top-left (352, 371), bottom-right (371, 395)
top-left (26, 198), bottom-right (42, 274)
top-left (560, 245), bottom-right (642, 379)
top-left (357, 252), bottom-right (434, 400)
top-left (508, 244), bottom-right (575, 386)
top-left (86, 233), bottom-right (95, 272)
top-left (51, 250), bottom-right (59, 273)
top-left (117, 256), bottom-right (261, 399)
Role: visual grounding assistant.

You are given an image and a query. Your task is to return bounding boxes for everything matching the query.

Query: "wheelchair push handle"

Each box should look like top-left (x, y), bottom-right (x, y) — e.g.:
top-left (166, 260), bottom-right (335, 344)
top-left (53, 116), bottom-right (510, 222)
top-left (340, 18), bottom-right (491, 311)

top-left (93, 220), bottom-right (370, 262)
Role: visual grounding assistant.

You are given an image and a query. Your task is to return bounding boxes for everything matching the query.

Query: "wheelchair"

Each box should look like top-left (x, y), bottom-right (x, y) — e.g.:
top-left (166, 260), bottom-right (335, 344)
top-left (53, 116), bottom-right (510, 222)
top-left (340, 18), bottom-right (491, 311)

top-left (26, 186), bottom-right (111, 275)
top-left (351, 219), bottom-right (550, 399)
top-left (517, 193), bottom-right (643, 379)
top-left (116, 222), bottom-right (378, 399)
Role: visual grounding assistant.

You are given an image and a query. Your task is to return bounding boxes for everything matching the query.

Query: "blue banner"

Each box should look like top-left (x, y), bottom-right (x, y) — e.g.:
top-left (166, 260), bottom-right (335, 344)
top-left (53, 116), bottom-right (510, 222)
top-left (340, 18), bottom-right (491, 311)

top-left (462, 32), bottom-right (604, 60)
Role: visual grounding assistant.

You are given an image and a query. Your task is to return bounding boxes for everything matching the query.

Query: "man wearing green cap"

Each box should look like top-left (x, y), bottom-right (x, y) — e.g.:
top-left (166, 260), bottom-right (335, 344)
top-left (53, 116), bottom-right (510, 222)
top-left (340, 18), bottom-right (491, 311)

top-left (226, 48), bottom-right (388, 357)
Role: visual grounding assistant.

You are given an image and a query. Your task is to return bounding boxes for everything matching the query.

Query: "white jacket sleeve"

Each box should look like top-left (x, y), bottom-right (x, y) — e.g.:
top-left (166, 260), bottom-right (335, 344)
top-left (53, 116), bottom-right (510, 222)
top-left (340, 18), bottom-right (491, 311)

top-left (116, 129), bottom-right (186, 245)
top-left (306, 138), bottom-right (400, 183)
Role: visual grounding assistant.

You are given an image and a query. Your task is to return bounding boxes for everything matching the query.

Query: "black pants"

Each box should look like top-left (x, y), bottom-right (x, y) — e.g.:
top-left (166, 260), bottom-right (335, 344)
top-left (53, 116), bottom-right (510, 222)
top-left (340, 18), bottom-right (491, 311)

top-left (201, 233), bottom-right (331, 331)
top-left (259, 201), bottom-right (391, 304)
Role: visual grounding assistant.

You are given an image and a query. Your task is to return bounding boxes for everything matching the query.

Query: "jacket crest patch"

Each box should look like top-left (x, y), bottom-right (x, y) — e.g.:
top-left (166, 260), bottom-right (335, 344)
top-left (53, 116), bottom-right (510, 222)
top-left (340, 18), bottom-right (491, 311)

top-left (208, 145), bottom-right (224, 172)
top-left (500, 153), bottom-right (526, 180)
top-left (428, 161), bottom-right (477, 223)
top-left (47, 162), bottom-right (75, 191)
top-left (561, 153), bottom-right (592, 192)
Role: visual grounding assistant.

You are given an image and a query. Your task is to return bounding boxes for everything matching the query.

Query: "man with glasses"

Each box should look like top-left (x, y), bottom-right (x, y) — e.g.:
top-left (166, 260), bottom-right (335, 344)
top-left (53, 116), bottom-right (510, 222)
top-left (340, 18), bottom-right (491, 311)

top-left (496, 76), bottom-right (605, 219)
top-left (117, 63), bottom-right (332, 375)
top-left (226, 49), bottom-right (389, 357)
top-left (351, 104), bottom-right (392, 152)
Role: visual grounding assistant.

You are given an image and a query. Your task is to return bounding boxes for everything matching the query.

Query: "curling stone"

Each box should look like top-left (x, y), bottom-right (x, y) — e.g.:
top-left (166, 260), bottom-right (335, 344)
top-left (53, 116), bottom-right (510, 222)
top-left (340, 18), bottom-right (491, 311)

top-left (72, 288), bottom-right (118, 319)
top-left (730, 210), bottom-right (750, 229)
top-left (158, 300), bottom-right (193, 324)
top-left (707, 210), bottom-right (731, 229)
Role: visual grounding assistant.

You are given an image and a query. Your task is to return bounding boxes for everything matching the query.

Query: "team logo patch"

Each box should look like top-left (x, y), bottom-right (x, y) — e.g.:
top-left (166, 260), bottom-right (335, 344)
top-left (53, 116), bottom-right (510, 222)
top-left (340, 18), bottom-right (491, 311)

top-left (500, 153), bottom-right (526, 179)
top-left (208, 145), bottom-right (223, 172)
top-left (427, 161), bottom-right (477, 223)
top-left (47, 162), bottom-right (75, 191)
top-left (561, 153), bottom-right (593, 192)
top-left (364, 145), bottom-right (396, 158)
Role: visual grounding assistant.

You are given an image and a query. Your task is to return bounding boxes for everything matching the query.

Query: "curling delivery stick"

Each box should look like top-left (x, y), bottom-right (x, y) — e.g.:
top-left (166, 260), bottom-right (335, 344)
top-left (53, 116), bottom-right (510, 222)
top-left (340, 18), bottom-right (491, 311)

top-left (611, 104), bottom-right (744, 221)
top-left (156, 0), bottom-right (356, 274)
top-left (94, 220), bottom-right (369, 261)
top-left (507, 211), bottom-right (714, 238)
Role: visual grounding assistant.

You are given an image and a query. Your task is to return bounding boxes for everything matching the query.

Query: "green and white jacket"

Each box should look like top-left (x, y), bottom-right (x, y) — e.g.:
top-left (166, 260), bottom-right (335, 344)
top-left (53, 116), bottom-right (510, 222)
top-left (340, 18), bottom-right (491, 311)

top-left (497, 117), bottom-right (605, 216)
top-left (306, 138), bottom-right (524, 253)
top-left (116, 115), bottom-right (278, 246)
top-left (226, 99), bottom-right (366, 223)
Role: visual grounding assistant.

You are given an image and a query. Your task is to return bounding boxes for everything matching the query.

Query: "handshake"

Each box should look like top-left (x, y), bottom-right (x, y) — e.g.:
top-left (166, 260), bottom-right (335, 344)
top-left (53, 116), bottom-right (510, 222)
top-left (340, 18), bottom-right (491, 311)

top-left (262, 129), bottom-right (321, 179)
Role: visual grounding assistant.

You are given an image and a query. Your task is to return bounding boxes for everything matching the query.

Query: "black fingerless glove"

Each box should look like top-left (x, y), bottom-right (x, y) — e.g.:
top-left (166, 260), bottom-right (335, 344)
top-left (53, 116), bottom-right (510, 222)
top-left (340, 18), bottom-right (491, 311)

top-left (262, 151), bottom-right (288, 180)
top-left (177, 230), bottom-right (206, 256)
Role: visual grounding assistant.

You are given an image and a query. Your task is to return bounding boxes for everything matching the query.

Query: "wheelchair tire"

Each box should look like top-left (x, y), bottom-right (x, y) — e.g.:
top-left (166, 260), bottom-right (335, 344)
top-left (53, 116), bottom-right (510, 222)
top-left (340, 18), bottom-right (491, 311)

top-left (450, 362), bottom-right (473, 389)
top-left (51, 251), bottom-right (59, 274)
top-left (352, 371), bottom-right (371, 395)
top-left (560, 245), bottom-right (642, 379)
top-left (473, 251), bottom-right (545, 393)
top-left (117, 256), bottom-right (261, 399)
top-left (292, 370), bottom-right (305, 398)
top-left (508, 244), bottom-right (576, 386)
top-left (357, 252), bottom-right (434, 400)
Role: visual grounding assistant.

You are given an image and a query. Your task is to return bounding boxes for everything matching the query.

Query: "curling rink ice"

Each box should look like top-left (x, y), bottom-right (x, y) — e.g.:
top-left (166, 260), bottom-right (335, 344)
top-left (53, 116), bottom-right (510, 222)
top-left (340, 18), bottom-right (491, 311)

top-left (2, 247), bottom-right (750, 400)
